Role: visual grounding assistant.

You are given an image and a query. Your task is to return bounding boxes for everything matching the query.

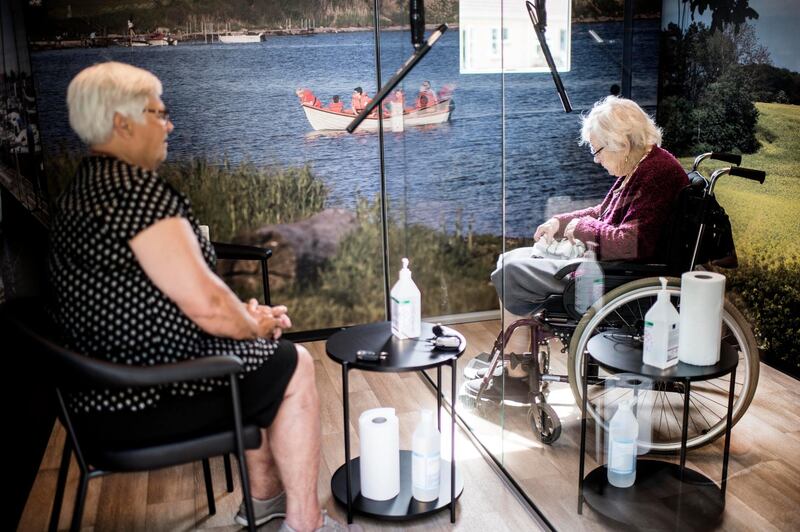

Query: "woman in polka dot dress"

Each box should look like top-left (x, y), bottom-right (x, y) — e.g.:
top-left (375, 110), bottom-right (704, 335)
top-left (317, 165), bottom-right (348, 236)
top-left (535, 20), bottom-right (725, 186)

top-left (48, 62), bottom-right (349, 531)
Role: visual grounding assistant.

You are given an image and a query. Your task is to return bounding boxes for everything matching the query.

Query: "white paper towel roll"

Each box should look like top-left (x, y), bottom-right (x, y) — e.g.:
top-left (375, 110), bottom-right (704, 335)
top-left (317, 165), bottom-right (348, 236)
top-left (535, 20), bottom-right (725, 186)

top-left (358, 407), bottom-right (400, 500)
top-left (678, 271), bottom-right (726, 366)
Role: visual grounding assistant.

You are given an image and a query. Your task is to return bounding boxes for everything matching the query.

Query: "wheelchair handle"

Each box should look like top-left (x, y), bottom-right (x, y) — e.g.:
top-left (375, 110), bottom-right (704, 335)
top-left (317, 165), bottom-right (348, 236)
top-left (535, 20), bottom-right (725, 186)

top-left (692, 152), bottom-right (742, 171)
top-left (708, 166), bottom-right (766, 195)
top-left (729, 166), bottom-right (766, 184)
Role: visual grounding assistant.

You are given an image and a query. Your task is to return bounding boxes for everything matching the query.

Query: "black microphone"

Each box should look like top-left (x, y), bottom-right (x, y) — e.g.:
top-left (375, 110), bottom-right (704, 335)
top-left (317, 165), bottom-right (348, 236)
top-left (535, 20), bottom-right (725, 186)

top-left (410, 0), bottom-right (425, 49)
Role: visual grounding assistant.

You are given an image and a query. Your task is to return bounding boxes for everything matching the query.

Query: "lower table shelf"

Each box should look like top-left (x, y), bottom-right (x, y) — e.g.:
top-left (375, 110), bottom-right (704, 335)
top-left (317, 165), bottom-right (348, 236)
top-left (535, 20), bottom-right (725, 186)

top-left (582, 460), bottom-right (725, 530)
top-left (331, 450), bottom-right (464, 520)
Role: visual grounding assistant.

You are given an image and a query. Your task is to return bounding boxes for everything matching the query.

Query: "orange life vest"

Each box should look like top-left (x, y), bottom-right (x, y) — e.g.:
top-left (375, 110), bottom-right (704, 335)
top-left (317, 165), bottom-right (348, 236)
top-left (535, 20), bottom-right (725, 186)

top-left (328, 101), bottom-right (344, 113)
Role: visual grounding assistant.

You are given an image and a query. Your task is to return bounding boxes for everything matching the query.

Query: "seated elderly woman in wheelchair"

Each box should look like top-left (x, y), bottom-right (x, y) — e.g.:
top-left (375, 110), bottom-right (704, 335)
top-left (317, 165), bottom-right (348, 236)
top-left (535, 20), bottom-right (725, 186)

top-left (469, 96), bottom-right (760, 450)
top-left (47, 62), bottom-right (351, 532)
top-left (492, 95), bottom-right (688, 323)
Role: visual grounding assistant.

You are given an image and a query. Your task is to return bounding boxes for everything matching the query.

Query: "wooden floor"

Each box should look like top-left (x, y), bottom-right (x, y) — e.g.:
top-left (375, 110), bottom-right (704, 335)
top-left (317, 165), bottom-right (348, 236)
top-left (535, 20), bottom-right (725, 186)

top-left (18, 334), bottom-right (543, 532)
top-left (19, 320), bottom-right (800, 531)
top-left (449, 321), bottom-right (800, 532)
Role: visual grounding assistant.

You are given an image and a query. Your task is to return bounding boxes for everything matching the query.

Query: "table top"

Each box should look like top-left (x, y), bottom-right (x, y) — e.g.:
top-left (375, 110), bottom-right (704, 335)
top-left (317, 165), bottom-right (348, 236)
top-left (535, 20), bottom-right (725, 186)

top-left (326, 321), bottom-right (466, 372)
top-left (587, 331), bottom-right (739, 382)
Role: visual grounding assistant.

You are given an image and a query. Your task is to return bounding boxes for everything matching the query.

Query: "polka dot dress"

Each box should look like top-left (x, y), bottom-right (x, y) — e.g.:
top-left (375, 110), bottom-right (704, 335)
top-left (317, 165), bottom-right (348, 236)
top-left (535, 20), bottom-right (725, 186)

top-left (48, 155), bottom-right (278, 414)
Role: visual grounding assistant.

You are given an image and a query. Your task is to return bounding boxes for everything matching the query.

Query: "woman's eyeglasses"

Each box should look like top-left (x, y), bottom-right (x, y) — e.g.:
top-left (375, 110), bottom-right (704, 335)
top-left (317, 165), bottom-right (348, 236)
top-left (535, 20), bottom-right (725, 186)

top-left (589, 145), bottom-right (605, 157)
top-left (143, 108), bottom-right (170, 122)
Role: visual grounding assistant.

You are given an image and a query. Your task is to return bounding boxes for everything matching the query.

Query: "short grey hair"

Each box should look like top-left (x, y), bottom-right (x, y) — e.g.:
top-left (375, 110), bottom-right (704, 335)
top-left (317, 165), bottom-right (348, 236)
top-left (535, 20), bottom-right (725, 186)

top-left (67, 62), bottom-right (162, 146)
top-left (579, 96), bottom-right (662, 152)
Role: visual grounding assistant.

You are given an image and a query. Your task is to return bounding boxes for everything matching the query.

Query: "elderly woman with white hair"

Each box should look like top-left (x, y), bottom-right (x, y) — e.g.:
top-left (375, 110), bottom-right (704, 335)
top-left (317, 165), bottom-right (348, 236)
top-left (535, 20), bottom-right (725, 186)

top-left (48, 62), bottom-right (349, 532)
top-left (491, 95), bottom-right (689, 320)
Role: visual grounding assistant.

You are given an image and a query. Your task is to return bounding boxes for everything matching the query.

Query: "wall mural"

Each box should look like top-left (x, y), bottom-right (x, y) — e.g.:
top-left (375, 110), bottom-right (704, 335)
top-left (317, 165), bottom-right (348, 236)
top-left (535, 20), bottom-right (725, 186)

top-left (14, 0), bottom-right (663, 332)
top-left (658, 0), bottom-right (799, 375)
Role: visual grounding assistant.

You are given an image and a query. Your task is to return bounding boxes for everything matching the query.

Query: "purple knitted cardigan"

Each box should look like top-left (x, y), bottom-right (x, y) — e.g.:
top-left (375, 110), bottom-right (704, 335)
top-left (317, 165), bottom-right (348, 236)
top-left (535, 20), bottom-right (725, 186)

top-left (553, 146), bottom-right (688, 261)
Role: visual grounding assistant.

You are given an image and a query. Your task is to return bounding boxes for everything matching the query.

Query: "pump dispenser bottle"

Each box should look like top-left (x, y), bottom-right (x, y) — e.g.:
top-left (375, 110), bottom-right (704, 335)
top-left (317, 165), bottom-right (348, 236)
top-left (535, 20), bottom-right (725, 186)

top-left (642, 277), bottom-right (680, 369)
top-left (391, 258), bottom-right (421, 339)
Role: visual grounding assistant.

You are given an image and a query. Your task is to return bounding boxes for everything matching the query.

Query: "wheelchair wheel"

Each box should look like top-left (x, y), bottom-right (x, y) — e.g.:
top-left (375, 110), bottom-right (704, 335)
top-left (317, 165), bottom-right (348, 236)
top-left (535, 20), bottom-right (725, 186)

top-left (567, 277), bottom-right (759, 452)
top-left (529, 401), bottom-right (561, 444)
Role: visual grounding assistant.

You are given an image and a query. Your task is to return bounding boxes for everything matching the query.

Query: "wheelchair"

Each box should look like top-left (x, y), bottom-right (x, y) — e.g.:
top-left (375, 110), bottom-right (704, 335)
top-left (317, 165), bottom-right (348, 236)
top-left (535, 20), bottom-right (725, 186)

top-left (461, 152), bottom-right (766, 452)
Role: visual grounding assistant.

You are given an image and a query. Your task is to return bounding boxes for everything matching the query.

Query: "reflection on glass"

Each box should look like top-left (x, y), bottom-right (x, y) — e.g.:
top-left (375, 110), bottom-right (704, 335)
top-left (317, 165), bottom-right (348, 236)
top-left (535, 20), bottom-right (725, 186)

top-left (460, 0), bottom-right (571, 74)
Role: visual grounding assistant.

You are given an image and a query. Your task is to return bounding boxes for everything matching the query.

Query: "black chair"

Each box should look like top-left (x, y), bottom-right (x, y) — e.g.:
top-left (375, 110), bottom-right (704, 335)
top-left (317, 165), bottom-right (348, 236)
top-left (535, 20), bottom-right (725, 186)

top-left (2, 298), bottom-right (262, 532)
top-left (211, 241), bottom-right (273, 495)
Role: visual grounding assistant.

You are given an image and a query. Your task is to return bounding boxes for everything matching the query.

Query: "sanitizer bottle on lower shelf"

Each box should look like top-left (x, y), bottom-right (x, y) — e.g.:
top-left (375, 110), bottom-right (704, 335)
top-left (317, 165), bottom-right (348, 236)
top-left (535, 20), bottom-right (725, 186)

top-left (607, 399), bottom-right (638, 488)
top-left (391, 258), bottom-right (421, 339)
top-left (412, 409), bottom-right (441, 501)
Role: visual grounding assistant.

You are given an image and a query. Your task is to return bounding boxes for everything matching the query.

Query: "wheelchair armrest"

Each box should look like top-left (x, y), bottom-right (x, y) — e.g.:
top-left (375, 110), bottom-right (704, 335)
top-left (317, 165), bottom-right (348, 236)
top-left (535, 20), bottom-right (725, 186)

top-left (554, 261), bottom-right (669, 280)
top-left (212, 241), bottom-right (273, 262)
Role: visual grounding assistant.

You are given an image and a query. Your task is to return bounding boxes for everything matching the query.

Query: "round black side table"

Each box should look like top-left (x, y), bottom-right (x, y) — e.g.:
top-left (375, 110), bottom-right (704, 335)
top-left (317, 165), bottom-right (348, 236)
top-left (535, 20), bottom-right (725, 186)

top-left (326, 321), bottom-right (466, 524)
top-left (577, 331), bottom-right (739, 530)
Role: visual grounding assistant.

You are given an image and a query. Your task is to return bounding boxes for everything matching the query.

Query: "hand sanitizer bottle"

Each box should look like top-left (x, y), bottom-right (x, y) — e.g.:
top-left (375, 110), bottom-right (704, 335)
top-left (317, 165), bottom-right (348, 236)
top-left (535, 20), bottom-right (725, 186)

top-left (412, 409), bottom-right (440, 501)
top-left (607, 399), bottom-right (638, 488)
top-left (643, 277), bottom-right (680, 369)
top-left (391, 258), bottom-right (421, 339)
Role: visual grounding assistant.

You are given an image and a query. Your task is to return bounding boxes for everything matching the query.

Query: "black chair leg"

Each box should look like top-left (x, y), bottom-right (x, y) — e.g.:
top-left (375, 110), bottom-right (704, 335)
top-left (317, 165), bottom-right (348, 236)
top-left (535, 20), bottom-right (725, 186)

top-left (201, 458), bottom-right (217, 515)
top-left (49, 437), bottom-right (73, 532)
top-left (69, 470), bottom-right (89, 532)
top-left (224, 454), bottom-right (234, 492)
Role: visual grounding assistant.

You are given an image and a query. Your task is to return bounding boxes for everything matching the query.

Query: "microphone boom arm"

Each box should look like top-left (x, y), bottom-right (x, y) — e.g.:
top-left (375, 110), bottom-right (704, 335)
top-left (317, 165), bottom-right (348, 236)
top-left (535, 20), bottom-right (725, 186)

top-left (526, 0), bottom-right (572, 113)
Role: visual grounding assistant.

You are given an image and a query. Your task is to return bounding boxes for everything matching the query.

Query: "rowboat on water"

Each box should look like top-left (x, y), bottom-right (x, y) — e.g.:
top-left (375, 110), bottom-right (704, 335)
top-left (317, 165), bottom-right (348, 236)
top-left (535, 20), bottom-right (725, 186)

top-left (300, 99), bottom-right (452, 132)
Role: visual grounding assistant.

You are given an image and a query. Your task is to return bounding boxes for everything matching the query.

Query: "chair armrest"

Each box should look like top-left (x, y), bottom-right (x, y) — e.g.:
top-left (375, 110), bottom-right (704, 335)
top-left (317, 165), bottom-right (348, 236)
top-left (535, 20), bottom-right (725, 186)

top-left (554, 261), bottom-right (669, 280)
top-left (43, 335), bottom-right (245, 389)
top-left (212, 242), bottom-right (273, 262)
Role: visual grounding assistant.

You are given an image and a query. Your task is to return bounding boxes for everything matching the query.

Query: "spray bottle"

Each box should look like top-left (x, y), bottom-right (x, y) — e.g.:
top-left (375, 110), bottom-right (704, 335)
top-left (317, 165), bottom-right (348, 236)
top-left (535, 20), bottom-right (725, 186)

top-left (607, 399), bottom-right (638, 488)
top-left (412, 409), bottom-right (440, 501)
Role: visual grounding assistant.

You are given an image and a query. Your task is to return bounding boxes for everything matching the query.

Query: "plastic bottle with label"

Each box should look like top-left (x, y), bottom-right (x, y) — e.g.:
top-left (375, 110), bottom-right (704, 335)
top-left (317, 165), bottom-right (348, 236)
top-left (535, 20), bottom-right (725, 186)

top-left (412, 409), bottom-right (440, 501)
top-left (643, 277), bottom-right (680, 369)
top-left (574, 244), bottom-right (604, 314)
top-left (390, 258), bottom-right (421, 339)
top-left (607, 399), bottom-right (638, 488)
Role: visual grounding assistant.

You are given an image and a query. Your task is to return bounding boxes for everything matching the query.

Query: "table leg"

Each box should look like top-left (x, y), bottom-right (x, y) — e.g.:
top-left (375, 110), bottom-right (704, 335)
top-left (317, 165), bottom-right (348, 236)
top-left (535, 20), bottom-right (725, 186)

top-left (578, 353), bottom-right (589, 515)
top-left (437, 366), bottom-right (442, 432)
top-left (721, 366), bottom-right (736, 498)
top-left (680, 379), bottom-right (691, 481)
top-left (342, 363), bottom-right (353, 524)
top-left (450, 358), bottom-right (457, 523)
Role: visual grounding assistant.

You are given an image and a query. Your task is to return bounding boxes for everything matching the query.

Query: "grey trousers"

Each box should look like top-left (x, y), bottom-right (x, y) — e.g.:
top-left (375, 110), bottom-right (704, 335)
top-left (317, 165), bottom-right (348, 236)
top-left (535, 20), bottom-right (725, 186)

top-left (491, 247), bottom-right (582, 316)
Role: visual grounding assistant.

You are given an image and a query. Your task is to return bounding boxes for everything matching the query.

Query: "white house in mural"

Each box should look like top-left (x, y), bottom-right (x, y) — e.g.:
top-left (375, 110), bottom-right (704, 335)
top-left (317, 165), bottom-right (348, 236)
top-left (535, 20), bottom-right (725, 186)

top-left (459, 0), bottom-right (571, 74)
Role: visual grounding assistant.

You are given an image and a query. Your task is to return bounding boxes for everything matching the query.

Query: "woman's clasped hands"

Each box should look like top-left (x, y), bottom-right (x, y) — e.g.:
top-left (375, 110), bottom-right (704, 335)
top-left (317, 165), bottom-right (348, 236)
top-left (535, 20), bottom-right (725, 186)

top-left (246, 299), bottom-right (292, 339)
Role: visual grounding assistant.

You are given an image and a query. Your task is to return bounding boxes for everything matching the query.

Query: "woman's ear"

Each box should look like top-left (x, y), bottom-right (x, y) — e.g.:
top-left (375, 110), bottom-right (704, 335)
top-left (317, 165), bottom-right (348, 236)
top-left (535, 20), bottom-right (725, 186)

top-left (112, 112), bottom-right (132, 137)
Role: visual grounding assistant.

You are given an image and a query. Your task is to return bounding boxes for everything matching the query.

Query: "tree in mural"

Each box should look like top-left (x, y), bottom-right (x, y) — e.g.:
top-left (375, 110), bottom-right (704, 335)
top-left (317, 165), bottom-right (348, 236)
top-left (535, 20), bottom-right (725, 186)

top-left (659, 1), bottom-right (767, 155)
top-left (683, 0), bottom-right (759, 33)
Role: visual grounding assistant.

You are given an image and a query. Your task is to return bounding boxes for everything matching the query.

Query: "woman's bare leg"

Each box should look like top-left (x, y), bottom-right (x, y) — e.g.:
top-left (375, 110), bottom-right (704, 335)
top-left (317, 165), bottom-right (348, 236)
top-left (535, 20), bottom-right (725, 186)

top-left (244, 429), bottom-right (283, 499)
top-left (266, 345), bottom-right (323, 530)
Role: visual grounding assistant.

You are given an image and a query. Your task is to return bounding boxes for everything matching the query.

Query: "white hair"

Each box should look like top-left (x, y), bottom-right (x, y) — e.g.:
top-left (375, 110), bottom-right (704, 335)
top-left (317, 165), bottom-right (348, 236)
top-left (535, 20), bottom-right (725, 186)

top-left (67, 62), bottom-right (162, 146)
top-left (579, 96), bottom-right (662, 152)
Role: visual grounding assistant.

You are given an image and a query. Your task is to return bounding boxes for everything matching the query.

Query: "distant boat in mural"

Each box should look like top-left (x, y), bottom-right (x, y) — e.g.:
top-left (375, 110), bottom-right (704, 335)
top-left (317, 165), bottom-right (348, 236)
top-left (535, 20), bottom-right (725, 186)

top-left (219, 32), bottom-right (265, 44)
top-left (301, 99), bottom-right (453, 131)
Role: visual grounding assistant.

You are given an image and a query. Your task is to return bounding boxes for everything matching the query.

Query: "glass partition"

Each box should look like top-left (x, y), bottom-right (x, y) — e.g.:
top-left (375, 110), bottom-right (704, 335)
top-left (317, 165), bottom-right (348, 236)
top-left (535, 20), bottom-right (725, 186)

top-left (17, 0), bottom-right (800, 529)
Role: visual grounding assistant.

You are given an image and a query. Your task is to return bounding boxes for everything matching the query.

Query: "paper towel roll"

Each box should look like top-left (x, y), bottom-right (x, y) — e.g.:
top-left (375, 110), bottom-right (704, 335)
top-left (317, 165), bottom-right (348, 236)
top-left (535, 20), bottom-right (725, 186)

top-left (358, 407), bottom-right (400, 500)
top-left (678, 271), bottom-right (726, 366)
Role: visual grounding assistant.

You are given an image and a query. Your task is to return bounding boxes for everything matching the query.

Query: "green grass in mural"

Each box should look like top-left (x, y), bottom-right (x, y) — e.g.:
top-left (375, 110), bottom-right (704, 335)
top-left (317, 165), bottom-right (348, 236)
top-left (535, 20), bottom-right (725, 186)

top-left (160, 158), bottom-right (327, 241)
top-left (678, 102), bottom-right (800, 263)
